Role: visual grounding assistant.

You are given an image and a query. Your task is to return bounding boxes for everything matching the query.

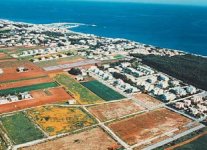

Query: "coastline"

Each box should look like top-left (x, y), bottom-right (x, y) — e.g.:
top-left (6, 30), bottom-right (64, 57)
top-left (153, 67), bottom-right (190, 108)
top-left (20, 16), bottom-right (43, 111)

top-left (1, 19), bottom-right (207, 58)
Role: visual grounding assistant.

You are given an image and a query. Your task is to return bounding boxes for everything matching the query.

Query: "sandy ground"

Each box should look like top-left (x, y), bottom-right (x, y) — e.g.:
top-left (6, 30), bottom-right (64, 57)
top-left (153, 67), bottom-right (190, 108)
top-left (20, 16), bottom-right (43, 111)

top-left (0, 60), bottom-right (47, 82)
top-left (133, 93), bottom-right (162, 108)
top-left (20, 127), bottom-right (121, 150)
top-left (108, 108), bottom-right (192, 146)
top-left (87, 100), bottom-right (145, 121)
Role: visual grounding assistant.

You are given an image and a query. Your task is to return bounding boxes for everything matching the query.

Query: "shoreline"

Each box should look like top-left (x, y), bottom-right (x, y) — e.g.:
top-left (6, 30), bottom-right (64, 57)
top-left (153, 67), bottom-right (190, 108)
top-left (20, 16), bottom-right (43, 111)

top-left (0, 19), bottom-right (207, 58)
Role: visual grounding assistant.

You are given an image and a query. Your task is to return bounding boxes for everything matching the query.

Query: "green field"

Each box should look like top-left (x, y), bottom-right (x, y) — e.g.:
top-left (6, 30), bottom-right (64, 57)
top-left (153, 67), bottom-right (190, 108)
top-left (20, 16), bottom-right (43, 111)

top-left (0, 112), bottom-right (44, 144)
top-left (0, 82), bottom-right (58, 95)
top-left (55, 74), bottom-right (103, 104)
top-left (176, 134), bottom-right (207, 150)
top-left (81, 80), bottom-right (125, 101)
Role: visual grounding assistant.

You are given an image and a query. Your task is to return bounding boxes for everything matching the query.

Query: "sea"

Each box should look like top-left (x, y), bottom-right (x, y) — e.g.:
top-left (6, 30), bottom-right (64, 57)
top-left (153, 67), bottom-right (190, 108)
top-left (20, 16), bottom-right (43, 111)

top-left (1, 0), bottom-right (207, 56)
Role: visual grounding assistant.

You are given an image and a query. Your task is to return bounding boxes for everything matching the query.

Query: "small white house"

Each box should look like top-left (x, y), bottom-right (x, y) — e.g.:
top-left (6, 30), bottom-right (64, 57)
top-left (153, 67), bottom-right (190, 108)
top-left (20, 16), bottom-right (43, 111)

top-left (17, 67), bottom-right (27, 73)
top-left (7, 95), bottom-right (19, 102)
top-left (68, 99), bottom-right (76, 105)
top-left (19, 92), bottom-right (32, 99)
top-left (0, 68), bottom-right (3, 74)
top-left (75, 75), bottom-right (84, 81)
top-left (161, 92), bottom-right (176, 102)
top-left (175, 102), bottom-right (185, 109)
top-left (186, 86), bottom-right (197, 94)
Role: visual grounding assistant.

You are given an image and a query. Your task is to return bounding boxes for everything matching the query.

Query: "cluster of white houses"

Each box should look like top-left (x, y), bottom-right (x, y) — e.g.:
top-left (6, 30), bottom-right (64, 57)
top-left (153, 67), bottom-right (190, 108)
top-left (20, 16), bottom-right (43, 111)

top-left (89, 63), bottom-right (157, 94)
top-left (89, 65), bottom-right (139, 94)
top-left (14, 45), bottom-right (86, 58)
top-left (0, 92), bottom-right (32, 104)
top-left (174, 95), bottom-right (207, 119)
top-left (89, 61), bottom-right (199, 101)
top-left (135, 71), bottom-right (198, 102)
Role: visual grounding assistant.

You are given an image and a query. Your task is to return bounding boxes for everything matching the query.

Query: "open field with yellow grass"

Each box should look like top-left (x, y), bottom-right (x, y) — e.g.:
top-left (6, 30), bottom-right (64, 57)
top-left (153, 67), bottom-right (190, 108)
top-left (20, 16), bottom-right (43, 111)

top-left (26, 106), bottom-right (97, 136)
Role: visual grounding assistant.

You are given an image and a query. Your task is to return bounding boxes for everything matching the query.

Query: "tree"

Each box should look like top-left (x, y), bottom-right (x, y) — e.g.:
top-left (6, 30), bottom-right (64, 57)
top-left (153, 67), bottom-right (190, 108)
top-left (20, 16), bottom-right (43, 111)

top-left (68, 68), bottom-right (82, 75)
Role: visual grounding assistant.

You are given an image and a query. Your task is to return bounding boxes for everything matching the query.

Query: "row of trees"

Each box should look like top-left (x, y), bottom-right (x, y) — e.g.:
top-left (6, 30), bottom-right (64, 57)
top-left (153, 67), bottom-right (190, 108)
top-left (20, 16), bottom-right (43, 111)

top-left (131, 54), bottom-right (207, 90)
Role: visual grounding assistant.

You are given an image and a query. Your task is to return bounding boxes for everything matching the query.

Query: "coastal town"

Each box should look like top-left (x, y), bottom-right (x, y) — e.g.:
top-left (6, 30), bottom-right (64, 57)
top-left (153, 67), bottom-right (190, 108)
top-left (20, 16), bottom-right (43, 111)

top-left (0, 20), bottom-right (206, 150)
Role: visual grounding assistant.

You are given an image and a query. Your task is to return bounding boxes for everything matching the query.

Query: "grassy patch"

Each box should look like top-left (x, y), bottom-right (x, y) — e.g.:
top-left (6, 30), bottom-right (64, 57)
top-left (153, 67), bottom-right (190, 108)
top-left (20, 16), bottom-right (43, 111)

top-left (55, 74), bottom-right (103, 104)
top-left (0, 82), bottom-right (58, 95)
top-left (0, 112), bottom-right (44, 144)
top-left (82, 80), bottom-right (125, 101)
top-left (27, 106), bottom-right (97, 136)
top-left (114, 54), bottom-right (125, 59)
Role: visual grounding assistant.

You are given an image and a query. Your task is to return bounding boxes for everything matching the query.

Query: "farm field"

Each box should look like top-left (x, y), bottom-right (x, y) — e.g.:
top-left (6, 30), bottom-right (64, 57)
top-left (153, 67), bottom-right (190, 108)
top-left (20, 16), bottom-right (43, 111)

top-left (27, 105), bottom-right (97, 136)
top-left (108, 108), bottom-right (193, 147)
top-left (55, 74), bottom-right (103, 104)
top-left (0, 82), bottom-right (58, 95)
top-left (81, 80), bottom-right (125, 101)
top-left (0, 112), bottom-right (44, 144)
top-left (21, 127), bottom-right (121, 150)
top-left (35, 56), bottom-right (83, 68)
top-left (133, 93), bottom-right (162, 108)
top-left (0, 87), bottom-right (72, 114)
top-left (0, 76), bottom-right (53, 90)
top-left (0, 60), bottom-right (47, 82)
top-left (87, 100), bottom-right (145, 121)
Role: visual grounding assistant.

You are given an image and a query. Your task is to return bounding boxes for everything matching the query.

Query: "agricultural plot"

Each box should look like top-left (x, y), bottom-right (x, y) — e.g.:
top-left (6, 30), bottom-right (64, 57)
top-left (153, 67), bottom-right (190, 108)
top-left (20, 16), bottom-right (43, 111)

top-left (21, 127), bottom-right (121, 150)
top-left (108, 108), bottom-right (193, 148)
top-left (35, 56), bottom-right (83, 68)
top-left (0, 87), bottom-right (72, 114)
top-left (87, 100), bottom-right (145, 121)
top-left (0, 76), bottom-right (53, 90)
top-left (27, 106), bottom-right (97, 136)
top-left (134, 93), bottom-right (162, 108)
top-left (55, 74), bottom-right (103, 104)
top-left (81, 80), bottom-right (125, 101)
top-left (0, 112), bottom-right (44, 144)
top-left (0, 60), bottom-right (47, 83)
top-left (0, 82), bottom-right (58, 96)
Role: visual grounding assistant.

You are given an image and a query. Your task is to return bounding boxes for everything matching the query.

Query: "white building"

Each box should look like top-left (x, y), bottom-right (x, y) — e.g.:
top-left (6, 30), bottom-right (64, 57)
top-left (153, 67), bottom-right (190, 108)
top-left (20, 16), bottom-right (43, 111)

top-left (68, 99), bottom-right (76, 105)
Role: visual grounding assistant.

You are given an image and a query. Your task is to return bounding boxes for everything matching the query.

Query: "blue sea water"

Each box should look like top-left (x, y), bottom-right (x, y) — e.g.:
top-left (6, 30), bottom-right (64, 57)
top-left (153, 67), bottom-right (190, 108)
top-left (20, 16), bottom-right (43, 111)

top-left (1, 0), bottom-right (207, 55)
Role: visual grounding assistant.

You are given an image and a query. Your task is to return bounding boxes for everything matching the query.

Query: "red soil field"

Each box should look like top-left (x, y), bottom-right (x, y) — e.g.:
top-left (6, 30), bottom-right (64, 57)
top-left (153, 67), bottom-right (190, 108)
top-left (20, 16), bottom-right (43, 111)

top-left (0, 58), bottom-right (17, 63)
top-left (108, 108), bottom-right (192, 146)
top-left (87, 100), bottom-right (145, 121)
top-left (0, 60), bottom-right (47, 82)
top-left (21, 127), bottom-right (121, 150)
top-left (0, 77), bottom-right (53, 90)
top-left (0, 87), bottom-right (72, 114)
top-left (0, 53), bottom-right (6, 58)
